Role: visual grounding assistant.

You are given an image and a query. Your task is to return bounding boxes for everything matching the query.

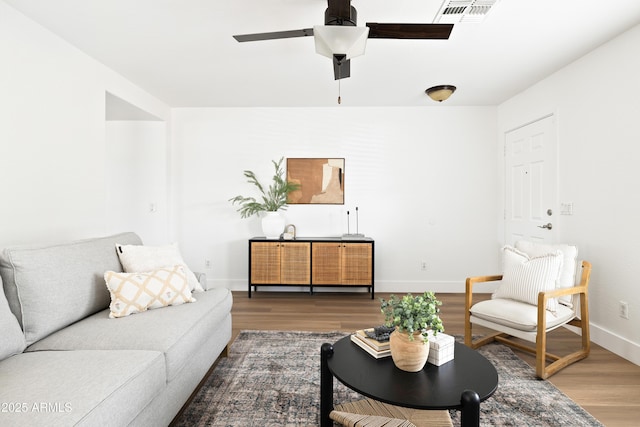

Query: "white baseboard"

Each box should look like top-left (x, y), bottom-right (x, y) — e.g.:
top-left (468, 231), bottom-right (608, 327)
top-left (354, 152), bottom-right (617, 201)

top-left (590, 322), bottom-right (640, 366)
top-left (374, 280), bottom-right (466, 294)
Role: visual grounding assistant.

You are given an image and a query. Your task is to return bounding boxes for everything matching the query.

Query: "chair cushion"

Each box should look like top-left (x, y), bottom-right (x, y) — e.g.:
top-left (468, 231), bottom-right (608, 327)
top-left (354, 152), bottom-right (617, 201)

top-left (0, 276), bottom-right (26, 361)
top-left (494, 246), bottom-right (563, 312)
top-left (470, 298), bottom-right (575, 332)
top-left (515, 240), bottom-right (578, 307)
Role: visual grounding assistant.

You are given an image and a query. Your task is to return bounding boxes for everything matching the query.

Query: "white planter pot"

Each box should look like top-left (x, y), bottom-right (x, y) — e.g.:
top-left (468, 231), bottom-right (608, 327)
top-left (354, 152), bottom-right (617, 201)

top-left (261, 212), bottom-right (285, 239)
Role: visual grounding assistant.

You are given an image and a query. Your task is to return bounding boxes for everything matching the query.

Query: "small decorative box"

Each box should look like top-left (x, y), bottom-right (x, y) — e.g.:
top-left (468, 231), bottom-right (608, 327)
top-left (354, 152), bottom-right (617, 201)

top-left (427, 332), bottom-right (455, 366)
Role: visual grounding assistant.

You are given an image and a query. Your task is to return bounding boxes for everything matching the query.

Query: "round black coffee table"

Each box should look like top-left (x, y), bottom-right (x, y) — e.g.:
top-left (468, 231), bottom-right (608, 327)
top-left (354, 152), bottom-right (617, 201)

top-left (320, 336), bottom-right (498, 427)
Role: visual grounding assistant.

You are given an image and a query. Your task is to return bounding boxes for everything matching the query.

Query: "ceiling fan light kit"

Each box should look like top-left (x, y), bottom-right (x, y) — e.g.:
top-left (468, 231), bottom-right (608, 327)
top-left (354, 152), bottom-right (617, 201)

top-left (313, 25), bottom-right (369, 61)
top-left (426, 85), bottom-right (457, 102)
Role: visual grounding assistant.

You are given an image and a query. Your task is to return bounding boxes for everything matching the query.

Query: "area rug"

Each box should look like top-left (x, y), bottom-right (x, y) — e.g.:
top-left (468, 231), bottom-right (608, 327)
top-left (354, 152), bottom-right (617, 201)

top-left (173, 331), bottom-right (603, 426)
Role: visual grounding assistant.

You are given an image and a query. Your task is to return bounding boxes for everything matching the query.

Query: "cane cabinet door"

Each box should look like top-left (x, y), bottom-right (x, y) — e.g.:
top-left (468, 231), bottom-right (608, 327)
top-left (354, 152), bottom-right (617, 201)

top-left (250, 242), bottom-right (281, 284)
top-left (341, 243), bottom-right (373, 285)
top-left (312, 242), bottom-right (342, 285)
top-left (280, 242), bottom-right (311, 284)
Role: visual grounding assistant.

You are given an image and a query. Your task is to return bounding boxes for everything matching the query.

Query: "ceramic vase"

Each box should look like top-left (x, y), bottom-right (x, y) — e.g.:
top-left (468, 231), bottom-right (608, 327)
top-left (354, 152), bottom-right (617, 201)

top-left (261, 211), bottom-right (285, 239)
top-left (389, 329), bottom-right (430, 372)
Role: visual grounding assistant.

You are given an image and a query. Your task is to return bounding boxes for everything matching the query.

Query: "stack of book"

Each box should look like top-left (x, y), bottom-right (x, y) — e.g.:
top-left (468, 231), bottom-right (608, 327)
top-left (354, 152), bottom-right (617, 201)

top-left (350, 328), bottom-right (391, 359)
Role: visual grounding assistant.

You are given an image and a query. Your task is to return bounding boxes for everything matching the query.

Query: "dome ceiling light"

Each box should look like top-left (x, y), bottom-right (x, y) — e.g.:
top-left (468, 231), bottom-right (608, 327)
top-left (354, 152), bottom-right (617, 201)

top-left (425, 85), bottom-right (457, 102)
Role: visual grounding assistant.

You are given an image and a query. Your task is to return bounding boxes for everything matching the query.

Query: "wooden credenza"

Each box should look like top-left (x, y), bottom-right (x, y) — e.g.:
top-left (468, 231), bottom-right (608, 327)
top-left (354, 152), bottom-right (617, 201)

top-left (248, 237), bottom-right (374, 298)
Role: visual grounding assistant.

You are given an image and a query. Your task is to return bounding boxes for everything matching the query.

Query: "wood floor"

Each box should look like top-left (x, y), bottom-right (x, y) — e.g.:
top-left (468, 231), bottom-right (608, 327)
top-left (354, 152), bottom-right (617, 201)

top-left (230, 290), bottom-right (640, 426)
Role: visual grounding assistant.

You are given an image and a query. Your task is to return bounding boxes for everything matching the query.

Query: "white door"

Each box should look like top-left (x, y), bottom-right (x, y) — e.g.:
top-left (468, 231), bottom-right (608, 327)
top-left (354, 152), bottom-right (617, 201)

top-left (505, 115), bottom-right (557, 245)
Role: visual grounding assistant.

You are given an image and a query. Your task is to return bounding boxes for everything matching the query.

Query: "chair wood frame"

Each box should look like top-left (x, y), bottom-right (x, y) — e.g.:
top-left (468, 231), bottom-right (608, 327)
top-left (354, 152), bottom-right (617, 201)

top-left (464, 261), bottom-right (592, 379)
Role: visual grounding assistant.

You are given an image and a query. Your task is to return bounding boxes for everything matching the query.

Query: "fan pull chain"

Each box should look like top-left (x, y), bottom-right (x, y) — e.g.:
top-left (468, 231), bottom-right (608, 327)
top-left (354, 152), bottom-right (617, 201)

top-left (338, 80), bottom-right (341, 105)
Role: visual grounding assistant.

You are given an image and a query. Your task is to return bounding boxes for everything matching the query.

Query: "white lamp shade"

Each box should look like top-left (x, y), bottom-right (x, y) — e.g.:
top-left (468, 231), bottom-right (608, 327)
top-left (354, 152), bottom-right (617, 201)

top-left (313, 25), bottom-right (369, 60)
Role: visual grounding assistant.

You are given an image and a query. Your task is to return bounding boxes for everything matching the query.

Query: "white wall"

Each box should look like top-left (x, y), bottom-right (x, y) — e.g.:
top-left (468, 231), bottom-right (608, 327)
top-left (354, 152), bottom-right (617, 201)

top-left (171, 107), bottom-right (500, 293)
top-left (498, 24), bottom-right (640, 364)
top-left (0, 1), bottom-right (170, 246)
top-left (105, 121), bottom-right (169, 245)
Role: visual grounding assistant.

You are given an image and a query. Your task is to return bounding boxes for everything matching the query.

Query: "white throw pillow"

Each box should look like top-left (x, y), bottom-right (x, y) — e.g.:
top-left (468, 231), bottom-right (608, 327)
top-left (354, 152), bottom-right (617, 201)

top-left (104, 265), bottom-right (196, 318)
top-left (116, 243), bottom-right (204, 292)
top-left (515, 240), bottom-right (578, 307)
top-left (494, 246), bottom-right (563, 312)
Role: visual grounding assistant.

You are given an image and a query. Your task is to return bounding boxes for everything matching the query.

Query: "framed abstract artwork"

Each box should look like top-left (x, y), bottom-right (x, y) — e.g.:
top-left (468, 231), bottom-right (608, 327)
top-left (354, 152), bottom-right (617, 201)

top-left (286, 158), bottom-right (344, 205)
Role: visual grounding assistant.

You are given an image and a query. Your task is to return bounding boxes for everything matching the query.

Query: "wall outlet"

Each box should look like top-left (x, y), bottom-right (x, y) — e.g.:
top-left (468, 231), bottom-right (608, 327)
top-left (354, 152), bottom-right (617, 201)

top-left (619, 301), bottom-right (629, 319)
top-left (421, 261), bottom-right (427, 271)
top-left (205, 259), bottom-right (211, 268)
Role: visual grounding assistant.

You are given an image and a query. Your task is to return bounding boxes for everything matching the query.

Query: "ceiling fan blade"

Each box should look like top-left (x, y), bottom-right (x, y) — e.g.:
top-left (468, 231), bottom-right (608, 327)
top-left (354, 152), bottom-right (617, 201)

top-left (233, 28), bottom-right (314, 42)
top-left (366, 23), bottom-right (454, 39)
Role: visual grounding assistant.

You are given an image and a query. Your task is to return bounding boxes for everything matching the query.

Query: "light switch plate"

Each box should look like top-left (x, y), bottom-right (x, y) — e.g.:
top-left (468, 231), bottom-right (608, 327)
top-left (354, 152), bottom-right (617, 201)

top-left (560, 202), bottom-right (573, 215)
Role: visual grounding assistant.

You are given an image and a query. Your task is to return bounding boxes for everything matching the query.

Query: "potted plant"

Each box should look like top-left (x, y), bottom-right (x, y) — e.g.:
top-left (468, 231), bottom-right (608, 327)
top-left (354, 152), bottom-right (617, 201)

top-left (229, 157), bottom-right (300, 238)
top-left (380, 291), bottom-right (444, 372)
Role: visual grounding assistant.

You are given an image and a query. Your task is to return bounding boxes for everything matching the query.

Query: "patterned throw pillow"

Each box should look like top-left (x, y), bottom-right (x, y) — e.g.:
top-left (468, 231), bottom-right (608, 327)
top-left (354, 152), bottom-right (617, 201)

top-left (493, 246), bottom-right (563, 312)
top-left (116, 243), bottom-right (205, 292)
top-left (104, 265), bottom-right (196, 318)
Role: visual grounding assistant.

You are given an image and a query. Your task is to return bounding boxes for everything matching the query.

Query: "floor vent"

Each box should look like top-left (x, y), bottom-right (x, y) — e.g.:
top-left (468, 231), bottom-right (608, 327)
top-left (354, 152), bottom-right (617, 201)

top-left (434, 0), bottom-right (500, 24)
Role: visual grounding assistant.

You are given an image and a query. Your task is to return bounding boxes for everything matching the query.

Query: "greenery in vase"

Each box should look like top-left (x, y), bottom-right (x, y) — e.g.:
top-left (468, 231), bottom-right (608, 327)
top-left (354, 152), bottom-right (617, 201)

top-left (380, 291), bottom-right (444, 343)
top-left (229, 157), bottom-right (300, 218)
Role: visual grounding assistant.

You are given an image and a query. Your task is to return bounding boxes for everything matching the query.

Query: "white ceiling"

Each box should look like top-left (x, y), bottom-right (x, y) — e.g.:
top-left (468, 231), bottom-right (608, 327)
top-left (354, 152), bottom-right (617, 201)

top-left (5, 0), bottom-right (640, 107)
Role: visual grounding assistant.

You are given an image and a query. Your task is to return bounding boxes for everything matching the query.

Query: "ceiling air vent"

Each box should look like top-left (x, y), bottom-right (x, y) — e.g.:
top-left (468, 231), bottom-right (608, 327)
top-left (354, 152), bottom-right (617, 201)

top-left (434, 0), bottom-right (500, 24)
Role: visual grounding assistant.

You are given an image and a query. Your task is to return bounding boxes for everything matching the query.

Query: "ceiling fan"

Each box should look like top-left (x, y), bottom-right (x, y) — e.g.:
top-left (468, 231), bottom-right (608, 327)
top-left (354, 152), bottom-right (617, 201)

top-left (233, 0), bottom-right (454, 80)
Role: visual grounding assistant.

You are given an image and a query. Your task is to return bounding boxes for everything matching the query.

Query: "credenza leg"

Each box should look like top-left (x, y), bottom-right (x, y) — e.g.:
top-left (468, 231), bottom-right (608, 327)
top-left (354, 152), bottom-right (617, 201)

top-left (460, 389), bottom-right (480, 427)
top-left (320, 343), bottom-right (334, 427)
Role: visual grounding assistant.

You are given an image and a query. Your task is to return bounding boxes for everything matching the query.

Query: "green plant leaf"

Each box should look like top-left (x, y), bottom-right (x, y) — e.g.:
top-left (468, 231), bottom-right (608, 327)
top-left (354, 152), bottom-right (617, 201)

top-left (229, 157), bottom-right (300, 218)
top-left (380, 291), bottom-right (444, 342)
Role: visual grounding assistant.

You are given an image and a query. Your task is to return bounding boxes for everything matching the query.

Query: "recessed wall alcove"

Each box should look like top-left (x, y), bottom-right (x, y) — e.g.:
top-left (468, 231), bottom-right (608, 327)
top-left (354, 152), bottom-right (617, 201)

top-left (105, 92), bottom-right (168, 244)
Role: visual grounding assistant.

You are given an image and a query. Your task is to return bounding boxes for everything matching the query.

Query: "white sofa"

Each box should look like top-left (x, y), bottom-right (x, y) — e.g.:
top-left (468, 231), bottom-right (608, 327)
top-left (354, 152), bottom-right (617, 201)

top-left (0, 232), bottom-right (232, 426)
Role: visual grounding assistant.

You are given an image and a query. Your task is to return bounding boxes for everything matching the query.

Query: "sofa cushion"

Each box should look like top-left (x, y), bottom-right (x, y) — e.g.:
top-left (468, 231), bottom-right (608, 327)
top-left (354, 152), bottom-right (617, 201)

top-left (104, 265), bottom-right (196, 318)
top-left (0, 349), bottom-right (165, 426)
top-left (0, 232), bottom-right (142, 346)
top-left (116, 242), bottom-right (205, 293)
top-left (27, 287), bottom-right (232, 382)
top-left (0, 276), bottom-right (26, 361)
